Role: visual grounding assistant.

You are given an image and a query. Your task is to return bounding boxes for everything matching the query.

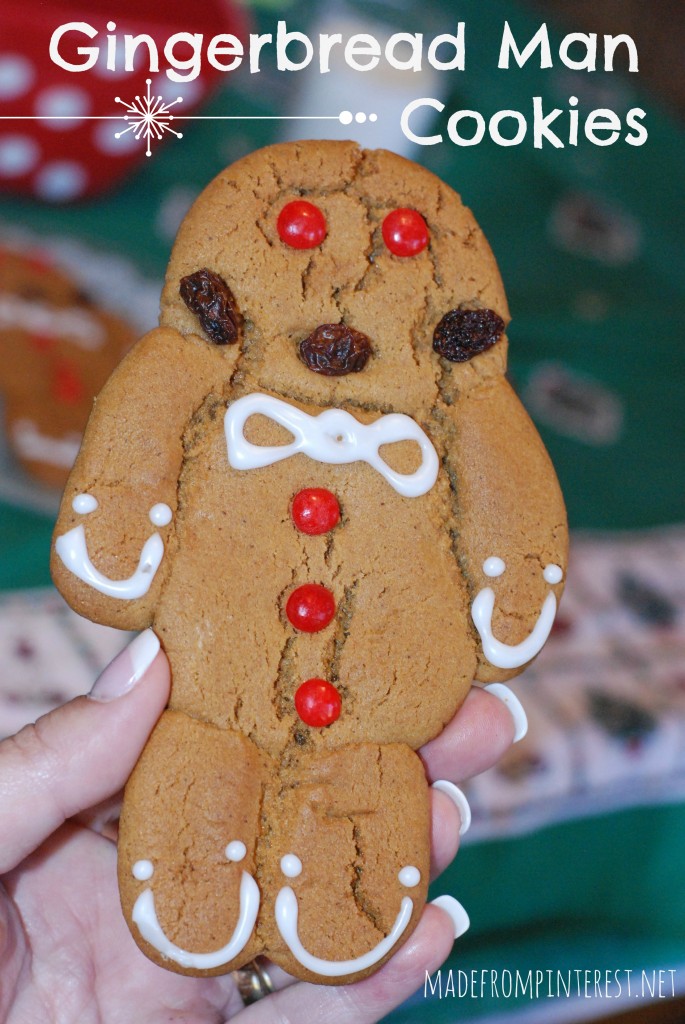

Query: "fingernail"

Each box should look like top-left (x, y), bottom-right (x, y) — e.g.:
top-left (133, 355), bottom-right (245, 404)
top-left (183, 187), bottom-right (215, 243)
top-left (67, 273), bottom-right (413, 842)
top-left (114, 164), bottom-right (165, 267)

top-left (432, 780), bottom-right (472, 835)
top-left (431, 895), bottom-right (470, 939)
top-left (483, 682), bottom-right (528, 742)
top-left (89, 630), bottom-right (160, 703)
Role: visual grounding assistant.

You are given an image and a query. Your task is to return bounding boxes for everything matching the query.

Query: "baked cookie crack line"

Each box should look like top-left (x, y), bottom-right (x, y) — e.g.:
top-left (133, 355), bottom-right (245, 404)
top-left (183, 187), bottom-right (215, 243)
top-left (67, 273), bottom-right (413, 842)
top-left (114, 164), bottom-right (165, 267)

top-left (132, 869), bottom-right (260, 970)
top-left (275, 886), bottom-right (413, 978)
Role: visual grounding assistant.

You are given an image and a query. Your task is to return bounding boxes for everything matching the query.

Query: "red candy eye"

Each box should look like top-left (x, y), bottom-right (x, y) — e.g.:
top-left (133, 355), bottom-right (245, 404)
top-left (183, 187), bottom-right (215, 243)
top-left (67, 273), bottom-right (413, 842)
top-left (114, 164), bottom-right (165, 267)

top-left (277, 200), bottom-right (327, 249)
top-left (286, 583), bottom-right (336, 633)
top-left (295, 679), bottom-right (342, 727)
top-left (382, 208), bottom-right (429, 257)
top-left (291, 488), bottom-right (340, 535)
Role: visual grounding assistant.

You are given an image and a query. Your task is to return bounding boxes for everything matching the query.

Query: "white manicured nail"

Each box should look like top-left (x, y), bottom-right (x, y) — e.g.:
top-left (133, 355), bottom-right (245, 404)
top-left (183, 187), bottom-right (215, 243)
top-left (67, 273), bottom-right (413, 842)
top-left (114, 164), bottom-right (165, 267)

top-left (89, 629), bottom-right (160, 702)
top-left (431, 895), bottom-right (470, 939)
top-left (483, 682), bottom-right (528, 742)
top-left (432, 780), bottom-right (471, 835)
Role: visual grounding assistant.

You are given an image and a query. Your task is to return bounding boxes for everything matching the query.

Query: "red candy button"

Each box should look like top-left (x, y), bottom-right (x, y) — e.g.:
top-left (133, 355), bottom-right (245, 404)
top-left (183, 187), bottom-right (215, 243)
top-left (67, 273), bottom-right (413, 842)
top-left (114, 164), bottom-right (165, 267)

top-left (295, 679), bottom-right (342, 727)
top-left (382, 208), bottom-right (429, 257)
top-left (286, 583), bottom-right (336, 633)
top-left (277, 200), bottom-right (327, 249)
top-left (52, 363), bottom-right (84, 404)
top-left (291, 488), bottom-right (340, 535)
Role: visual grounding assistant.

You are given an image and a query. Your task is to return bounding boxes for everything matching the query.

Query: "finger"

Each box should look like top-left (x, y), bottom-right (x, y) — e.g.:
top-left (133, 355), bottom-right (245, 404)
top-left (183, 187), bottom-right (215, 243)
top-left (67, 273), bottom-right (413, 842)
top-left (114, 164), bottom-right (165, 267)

top-left (420, 684), bottom-right (521, 783)
top-left (429, 788), bottom-right (461, 879)
top-left (234, 903), bottom-right (456, 1024)
top-left (73, 790), bottom-right (123, 841)
top-left (0, 630), bottom-right (169, 873)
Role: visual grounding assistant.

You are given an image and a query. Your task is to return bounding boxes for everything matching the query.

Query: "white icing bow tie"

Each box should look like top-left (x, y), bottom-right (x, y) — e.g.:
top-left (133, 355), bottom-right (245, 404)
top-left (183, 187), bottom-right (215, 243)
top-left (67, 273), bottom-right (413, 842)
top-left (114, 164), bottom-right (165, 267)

top-left (224, 393), bottom-right (439, 498)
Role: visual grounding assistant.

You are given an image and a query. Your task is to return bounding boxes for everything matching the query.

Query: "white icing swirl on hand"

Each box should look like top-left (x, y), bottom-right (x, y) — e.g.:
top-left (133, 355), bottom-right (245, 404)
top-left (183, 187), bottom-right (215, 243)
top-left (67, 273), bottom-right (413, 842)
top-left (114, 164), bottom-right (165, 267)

top-left (132, 870), bottom-right (259, 970)
top-left (224, 393), bottom-right (439, 499)
top-left (55, 524), bottom-right (164, 600)
top-left (275, 886), bottom-right (413, 977)
top-left (471, 561), bottom-right (563, 669)
top-left (73, 493), bottom-right (98, 514)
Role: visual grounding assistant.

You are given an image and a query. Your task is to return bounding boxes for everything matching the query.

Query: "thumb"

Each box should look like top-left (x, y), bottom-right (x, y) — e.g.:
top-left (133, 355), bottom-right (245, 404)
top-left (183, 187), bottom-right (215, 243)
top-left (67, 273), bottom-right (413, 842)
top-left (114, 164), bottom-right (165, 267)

top-left (0, 630), bottom-right (169, 874)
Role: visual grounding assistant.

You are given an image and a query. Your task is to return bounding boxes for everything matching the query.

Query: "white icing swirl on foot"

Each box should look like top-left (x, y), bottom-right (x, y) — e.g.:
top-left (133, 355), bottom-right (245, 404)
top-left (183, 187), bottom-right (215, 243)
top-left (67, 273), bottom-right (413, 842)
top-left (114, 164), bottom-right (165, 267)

top-left (225, 841), bottom-right (247, 862)
top-left (275, 886), bottom-right (413, 977)
top-left (132, 859), bottom-right (154, 881)
top-left (55, 524), bottom-right (164, 600)
top-left (482, 556), bottom-right (505, 578)
top-left (280, 854), bottom-right (303, 878)
top-left (149, 503), bottom-right (173, 526)
top-left (132, 870), bottom-right (259, 970)
top-left (471, 562), bottom-right (563, 669)
top-left (225, 393), bottom-right (439, 498)
top-left (398, 866), bottom-right (421, 888)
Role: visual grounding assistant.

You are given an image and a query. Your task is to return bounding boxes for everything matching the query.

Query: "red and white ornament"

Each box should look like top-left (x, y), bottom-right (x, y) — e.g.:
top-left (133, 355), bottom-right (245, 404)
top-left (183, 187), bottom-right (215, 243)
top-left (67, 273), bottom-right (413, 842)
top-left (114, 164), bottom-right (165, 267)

top-left (0, 2), bottom-right (249, 201)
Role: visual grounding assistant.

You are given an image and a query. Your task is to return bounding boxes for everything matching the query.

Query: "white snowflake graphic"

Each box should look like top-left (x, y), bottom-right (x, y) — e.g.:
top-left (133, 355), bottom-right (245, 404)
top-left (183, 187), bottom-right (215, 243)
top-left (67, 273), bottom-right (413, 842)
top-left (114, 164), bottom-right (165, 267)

top-left (114, 79), bottom-right (183, 157)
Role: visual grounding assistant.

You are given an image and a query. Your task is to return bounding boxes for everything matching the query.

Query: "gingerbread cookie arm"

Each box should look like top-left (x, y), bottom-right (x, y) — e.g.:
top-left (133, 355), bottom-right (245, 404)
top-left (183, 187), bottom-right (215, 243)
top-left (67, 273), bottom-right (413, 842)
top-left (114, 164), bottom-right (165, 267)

top-left (441, 376), bottom-right (568, 683)
top-left (51, 327), bottom-right (225, 631)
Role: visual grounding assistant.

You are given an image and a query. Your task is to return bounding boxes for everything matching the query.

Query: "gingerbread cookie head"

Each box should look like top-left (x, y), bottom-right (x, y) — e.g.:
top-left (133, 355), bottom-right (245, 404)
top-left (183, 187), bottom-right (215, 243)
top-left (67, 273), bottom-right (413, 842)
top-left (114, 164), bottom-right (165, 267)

top-left (0, 247), bottom-right (134, 488)
top-left (159, 141), bottom-right (509, 419)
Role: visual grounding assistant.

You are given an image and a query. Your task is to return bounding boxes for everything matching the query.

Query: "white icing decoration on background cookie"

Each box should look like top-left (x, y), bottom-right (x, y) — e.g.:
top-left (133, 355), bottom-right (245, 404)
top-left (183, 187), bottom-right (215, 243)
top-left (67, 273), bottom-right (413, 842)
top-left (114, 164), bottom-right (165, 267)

top-left (73, 493), bottom-right (98, 514)
top-left (12, 419), bottom-right (81, 468)
top-left (275, 886), bottom-right (413, 977)
top-left (132, 870), bottom-right (259, 970)
top-left (483, 556), bottom-right (505, 578)
top-left (471, 563), bottom-right (563, 669)
top-left (225, 393), bottom-right (439, 499)
top-left (132, 859), bottom-right (154, 881)
top-left (149, 503), bottom-right (172, 526)
top-left (55, 524), bottom-right (164, 600)
top-left (280, 854), bottom-right (302, 878)
top-left (225, 841), bottom-right (246, 862)
top-left (398, 866), bottom-right (420, 888)
top-left (0, 293), bottom-right (105, 349)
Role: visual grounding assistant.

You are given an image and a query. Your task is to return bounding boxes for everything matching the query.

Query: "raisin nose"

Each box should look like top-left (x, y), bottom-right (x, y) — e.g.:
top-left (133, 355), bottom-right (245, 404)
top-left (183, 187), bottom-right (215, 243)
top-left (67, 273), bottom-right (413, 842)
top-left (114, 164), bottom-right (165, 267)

top-left (299, 323), bottom-right (372, 376)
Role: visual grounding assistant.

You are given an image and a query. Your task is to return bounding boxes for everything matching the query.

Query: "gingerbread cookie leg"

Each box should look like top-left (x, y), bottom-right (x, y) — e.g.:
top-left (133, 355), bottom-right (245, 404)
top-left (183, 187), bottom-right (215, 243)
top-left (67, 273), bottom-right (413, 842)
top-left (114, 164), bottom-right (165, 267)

top-left (118, 710), bottom-right (271, 976)
top-left (257, 742), bottom-right (430, 985)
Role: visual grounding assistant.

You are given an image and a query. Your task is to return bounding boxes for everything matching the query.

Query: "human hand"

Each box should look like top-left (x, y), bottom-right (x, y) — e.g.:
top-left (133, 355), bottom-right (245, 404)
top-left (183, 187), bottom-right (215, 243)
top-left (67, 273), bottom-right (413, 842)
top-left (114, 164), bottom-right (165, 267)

top-left (0, 633), bottom-right (520, 1023)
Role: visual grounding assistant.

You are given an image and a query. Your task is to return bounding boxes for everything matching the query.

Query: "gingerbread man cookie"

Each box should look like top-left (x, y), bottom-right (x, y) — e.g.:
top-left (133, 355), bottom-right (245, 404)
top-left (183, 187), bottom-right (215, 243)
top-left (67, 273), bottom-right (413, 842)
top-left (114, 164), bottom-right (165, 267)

top-left (0, 247), bottom-right (134, 488)
top-left (51, 141), bottom-right (567, 983)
